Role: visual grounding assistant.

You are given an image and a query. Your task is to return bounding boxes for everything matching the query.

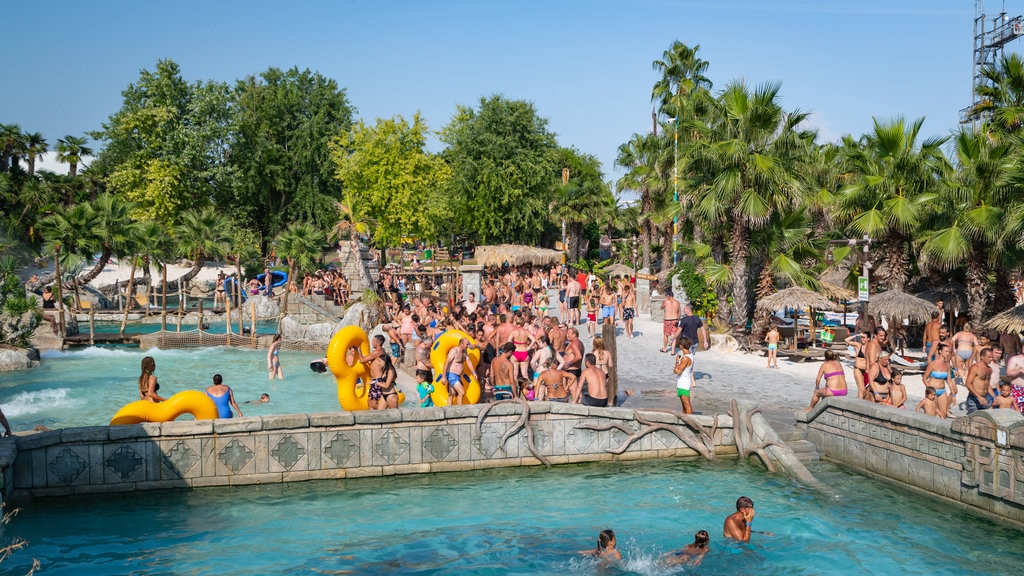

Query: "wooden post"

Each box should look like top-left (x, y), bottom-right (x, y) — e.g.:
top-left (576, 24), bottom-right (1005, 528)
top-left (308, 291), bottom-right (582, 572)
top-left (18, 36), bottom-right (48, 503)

top-left (250, 298), bottom-right (257, 345)
top-left (54, 244), bottom-right (65, 340)
top-left (602, 322), bottom-right (618, 406)
top-left (223, 292), bottom-right (231, 345)
top-left (161, 265), bottom-right (168, 332)
top-left (176, 280), bottom-right (183, 332)
top-left (198, 300), bottom-right (205, 333)
top-left (89, 308), bottom-right (95, 346)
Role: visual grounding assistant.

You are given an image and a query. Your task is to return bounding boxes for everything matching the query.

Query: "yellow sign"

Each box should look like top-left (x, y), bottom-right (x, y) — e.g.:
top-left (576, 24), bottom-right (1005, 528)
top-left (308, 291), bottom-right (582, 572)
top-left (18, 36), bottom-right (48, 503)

top-left (635, 273), bottom-right (657, 281)
top-left (554, 241), bottom-right (566, 251)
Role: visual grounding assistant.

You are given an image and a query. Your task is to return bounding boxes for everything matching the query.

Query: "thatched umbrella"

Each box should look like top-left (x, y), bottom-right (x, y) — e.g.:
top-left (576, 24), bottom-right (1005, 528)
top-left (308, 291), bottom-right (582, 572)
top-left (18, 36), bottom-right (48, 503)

top-left (867, 290), bottom-right (936, 325)
top-left (473, 245), bottom-right (563, 268)
top-left (916, 282), bottom-right (967, 315)
top-left (985, 304), bottom-right (1024, 334)
top-left (756, 287), bottom-right (837, 350)
top-left (818, 281), bottom-right (855, 302)
top-left (603, 263), bottom-right (635, 278)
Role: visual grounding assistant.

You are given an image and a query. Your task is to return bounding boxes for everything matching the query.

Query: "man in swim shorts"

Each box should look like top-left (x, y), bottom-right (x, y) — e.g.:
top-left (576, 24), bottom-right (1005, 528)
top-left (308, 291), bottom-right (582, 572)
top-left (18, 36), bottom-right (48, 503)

top-left (490, 343), bottom-right (517, 399)
top-left (442, 338), bottom-right (476, 405)
top-left (566, 275), bottom-right (582, 325)
top-left (578, 353), bottom-right (609, 407)
top-left (599, 284), bottom-right (617, 325)
top-left (564, 328), bottom-right (584, 380)
top-left (964, 347), bottom-right (993, 413)
top-left (661, 290), bottom-right (681, 353)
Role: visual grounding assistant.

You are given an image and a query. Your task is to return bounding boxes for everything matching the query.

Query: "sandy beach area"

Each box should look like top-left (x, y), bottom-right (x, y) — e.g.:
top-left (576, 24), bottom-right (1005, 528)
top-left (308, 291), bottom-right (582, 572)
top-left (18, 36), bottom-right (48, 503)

top-left (20, 259), bottom-right (236, 290)
top-left (595, 313), bottom-right (961, 435)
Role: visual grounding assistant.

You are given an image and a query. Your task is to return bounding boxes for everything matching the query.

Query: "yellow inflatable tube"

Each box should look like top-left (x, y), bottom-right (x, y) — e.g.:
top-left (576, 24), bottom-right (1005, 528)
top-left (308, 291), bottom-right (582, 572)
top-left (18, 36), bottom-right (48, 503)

top-left (326, 325), bottom-right (406, 411)
top-left (110, 390), bottom-right (219, 425)
top-left (429, 329), bottom-right (481, 406)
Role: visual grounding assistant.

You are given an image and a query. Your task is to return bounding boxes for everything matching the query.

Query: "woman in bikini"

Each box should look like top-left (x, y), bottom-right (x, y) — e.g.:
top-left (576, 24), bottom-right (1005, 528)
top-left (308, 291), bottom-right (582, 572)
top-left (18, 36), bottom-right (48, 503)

top-left (138, 356), bottom-right (167, 403)
top-left (507, 317), bottom-right (535, 380)
top-left (868, 352), bottom-right (893, 405)
top-left (807, 349), bottom-right (848, 410)
top-left (923, 343), bottom-right (955, 418)
top-left (213, 271), bottom-right (227, 309)
top-left (267, 334), bottom-right (284, 380)
top-left (377, 351), bottom-right (400, 409)
top-left (530, 335), bottom-right (562, 380)
top-left (845, 331), bottom-right (872, 400)
top-left (592, 336), bottom-right (613, 377)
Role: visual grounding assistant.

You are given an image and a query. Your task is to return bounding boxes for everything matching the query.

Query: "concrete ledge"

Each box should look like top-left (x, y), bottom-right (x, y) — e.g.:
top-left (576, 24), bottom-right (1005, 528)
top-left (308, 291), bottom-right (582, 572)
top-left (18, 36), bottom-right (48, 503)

top-left (401, 407), bottom-right (446, 421)
top-left (309, 412), bottom-right (354, 427)
top-left (353, 410), bottom-right (402, 425)
top-left (15, 430), bottom-right (62, 450)
top-left (161, 420), bottom-right (214, 436)
top-left (109, 423), bottom-right (161, 440)
top-left (263, 414), bottom-right (310, 430)
top-left (214, 418), bottom-right (264, 434)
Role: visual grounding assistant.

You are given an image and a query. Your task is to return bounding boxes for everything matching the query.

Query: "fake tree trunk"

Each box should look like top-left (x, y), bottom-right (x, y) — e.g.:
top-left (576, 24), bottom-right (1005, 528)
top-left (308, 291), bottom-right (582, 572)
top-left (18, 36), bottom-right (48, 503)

top-left (881, 231), bottom-right (909, 291)
top-left (119, 257), bottom-right (138, 336)
top-left (965, 247), bottom-right (989, 323)
top-left (729, 221), bottom-right (751, 327)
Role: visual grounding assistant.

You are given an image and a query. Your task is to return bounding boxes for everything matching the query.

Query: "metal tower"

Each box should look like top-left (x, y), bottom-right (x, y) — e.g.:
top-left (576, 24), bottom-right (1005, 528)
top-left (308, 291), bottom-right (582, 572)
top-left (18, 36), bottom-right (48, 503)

top-left (960, 1), bottom-right (1024, 125)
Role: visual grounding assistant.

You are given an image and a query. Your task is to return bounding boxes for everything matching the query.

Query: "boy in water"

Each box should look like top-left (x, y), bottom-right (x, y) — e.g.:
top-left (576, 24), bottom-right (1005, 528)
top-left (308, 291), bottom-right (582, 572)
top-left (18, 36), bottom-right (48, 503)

top-left (665, 530), bottom-right (710, 567)
top-left (416, 371), bottom-right (435, 407)
top-left (245, 393), bottom-right (270, 405)
top-left (765, 323), bottom-right (780, 369)
top-left (993, 382), bottom-right (1021, 411)
top-left (724, 496), bottom-right (755, 542)
top-left (916, 386), bottom-right (939, 417)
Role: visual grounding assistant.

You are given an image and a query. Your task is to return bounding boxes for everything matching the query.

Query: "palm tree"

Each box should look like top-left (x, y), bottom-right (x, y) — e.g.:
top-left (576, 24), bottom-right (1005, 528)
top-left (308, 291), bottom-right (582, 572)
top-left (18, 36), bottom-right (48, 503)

top-left (55, 135), bottom-right (93, 177)
top-left (616, 133), bottom-right (664, 269)
top-left (974, 52), bottom-right (1024, 135)
top-left (651, 41), bottom-right (713, 120)
top-left (75, 194), bottom-right (139, 286)
top-left (0, 123), bottom-right (25, 173)
top-left (921, 128), bottom-right (1013, 321)
top-left (38, 203), bottom-right (100, 310)
top-left (330, 189), bottom-right (373, 247)
top-left (835, 117), bottom-right (949, 292)
top-left (119, 221), bottom-right (173, 335)
top-left (549, 178), bottom-right (610, 262)
top-left (275, 221), bottom-right (326, 317)
top-left (689, 80), bottom-right (806, 324)
top-left (173, 207), bottom-right (233, 285)
top-left (25, 132), bottom-right (48, 175)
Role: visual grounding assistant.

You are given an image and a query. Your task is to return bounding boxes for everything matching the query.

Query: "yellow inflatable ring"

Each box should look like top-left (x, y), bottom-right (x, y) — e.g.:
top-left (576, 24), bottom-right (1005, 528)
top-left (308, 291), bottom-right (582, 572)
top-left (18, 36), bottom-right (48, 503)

top-left (110, 390), bottom-right (219, 425)
top-left (326, 325), bottom-right (406, 411)
top-left (429, 329), bottom-right (481, 406)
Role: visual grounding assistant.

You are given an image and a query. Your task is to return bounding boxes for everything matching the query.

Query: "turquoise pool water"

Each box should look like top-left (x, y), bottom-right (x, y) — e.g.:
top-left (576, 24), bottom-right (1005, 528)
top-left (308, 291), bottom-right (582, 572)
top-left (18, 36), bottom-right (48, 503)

top-left (0, 346), bottom-right (361, 429)
top-left (2, 459), bottom-right (1022, 575)
top-left (81, 320), bottom-right (281, 335)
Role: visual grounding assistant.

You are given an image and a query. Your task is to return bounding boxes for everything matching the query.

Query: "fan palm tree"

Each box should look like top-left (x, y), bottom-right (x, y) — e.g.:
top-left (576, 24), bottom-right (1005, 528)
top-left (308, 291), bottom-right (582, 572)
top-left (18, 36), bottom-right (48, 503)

top-left (74, 194), bottom-right (139, 286)
top-left (920, 129), bottom-right (1013, 321)
top-left (25, 132), bottom-right (48, 175)
top-left (836, 117), bottom-right (949, 292)
top-left (616, 133), bottom-right (664, 269)
top-left (174, 206), bottom-right (233, 284)
top-left (275, 221), bottom-right (326, 317)
top-left (549, 178), bottom-right (610, 262)
top-left (689, 80), bottom-right (806, 324)
top-left (120, 220), bottom-right (174, 335)
top-left (39, 203), bottom-right (100, 309)
top-left (0, 123), bottom-right (25, 173)
top-left (55, 135), bottom-right (93, 177)
top-left (975, 52), bottom-right (1024, 135)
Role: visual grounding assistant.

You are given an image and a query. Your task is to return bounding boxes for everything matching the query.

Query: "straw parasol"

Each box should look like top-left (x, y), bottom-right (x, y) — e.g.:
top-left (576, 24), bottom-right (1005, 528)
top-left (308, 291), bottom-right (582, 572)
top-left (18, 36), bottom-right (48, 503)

top-left (473, 245), bottom-right (563, 267)
top-left (866, 289), bottom-right (936, 324)
top-left (985, 304), bottom-right (1024, 334)
top-left (916, 282), bottom-right (968, 316)
top-left (756, 286), bottom-right (837, 350)
top-left (603, 263), bottom-right (635, 278)
top-left (817, 281), bottom-right (855, 302)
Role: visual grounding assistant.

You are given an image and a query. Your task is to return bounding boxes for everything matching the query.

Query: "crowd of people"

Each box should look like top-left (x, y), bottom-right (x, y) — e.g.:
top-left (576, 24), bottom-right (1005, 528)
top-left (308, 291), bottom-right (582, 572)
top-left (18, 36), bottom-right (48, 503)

top-left (803, 302), bottom-right (1024, 417)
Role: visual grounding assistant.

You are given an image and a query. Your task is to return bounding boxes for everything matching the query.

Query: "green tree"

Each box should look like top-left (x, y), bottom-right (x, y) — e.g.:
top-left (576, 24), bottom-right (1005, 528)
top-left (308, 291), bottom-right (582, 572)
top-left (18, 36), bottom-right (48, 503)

top-left (24, 132), bottom-right (47, 175)
top-left (330, 113), bottom-right (451, 247)
top-left (275, 221), bottom-right (326, 317)
top-left (228, 66), bottom-right (355, 244)
top-left (616, 133), bottom-right (664, 270)
top-left (173, 207), bottom-right (233, 284)
top-left (922, 128), bottom-right (1012, 321)
top-left (550, 148), bottom-right (608, 262)
top-left (440, 95), bottom-right (559, 244)
top-left (91, 59), bottom-right (234, 222)
top-left (0, 123), bottom-right (26, 173)
top-left (836, 117), bottom-right (949, 291)
top-left (55, 135), bottom-right (92, 177)
top-left (974, 52), bottom-right (1024, 135)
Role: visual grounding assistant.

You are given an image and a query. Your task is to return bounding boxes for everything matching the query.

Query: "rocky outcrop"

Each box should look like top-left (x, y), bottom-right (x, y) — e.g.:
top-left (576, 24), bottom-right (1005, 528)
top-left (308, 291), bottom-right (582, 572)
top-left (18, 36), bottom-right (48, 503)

top-left (278, 301), bottom-right (377, 344)
top-left (0, 348), bottom-right (40, 371)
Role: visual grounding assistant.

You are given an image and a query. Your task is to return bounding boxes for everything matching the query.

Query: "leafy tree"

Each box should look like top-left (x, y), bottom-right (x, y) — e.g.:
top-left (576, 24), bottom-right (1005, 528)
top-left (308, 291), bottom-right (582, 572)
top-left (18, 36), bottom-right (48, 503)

top-left (330, 113), bottom-right (451, 247)
top-left (550, 148), bottom-right (609, 262)
top-left (439, 95), bottom-right (558, 245)
top-left (275, 221), bottom-right (326, 316)
top-left (173, 207), bottom-right (233, 284)
top-left (836, 117), bottom-right (949, 291)
top-left (91, 59), bottom-right (234, 223)
top-left (228, 66), bottom-right (355, 244)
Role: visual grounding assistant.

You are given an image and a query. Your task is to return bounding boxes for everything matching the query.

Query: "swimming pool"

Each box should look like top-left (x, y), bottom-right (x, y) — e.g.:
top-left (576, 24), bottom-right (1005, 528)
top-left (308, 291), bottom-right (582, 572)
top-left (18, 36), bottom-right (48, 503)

top-left (0, 346), bottom-right (351, 430)
top-left (2, 458), bottom-right (1021, 575)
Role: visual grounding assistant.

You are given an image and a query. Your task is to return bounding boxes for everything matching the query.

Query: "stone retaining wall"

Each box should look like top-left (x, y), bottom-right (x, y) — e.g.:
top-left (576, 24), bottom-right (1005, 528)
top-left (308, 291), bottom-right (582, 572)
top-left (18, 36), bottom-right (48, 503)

top-left (4, 403), bottom-right (736, 502)
top-left (799, 397), bottom-right (1024, 525)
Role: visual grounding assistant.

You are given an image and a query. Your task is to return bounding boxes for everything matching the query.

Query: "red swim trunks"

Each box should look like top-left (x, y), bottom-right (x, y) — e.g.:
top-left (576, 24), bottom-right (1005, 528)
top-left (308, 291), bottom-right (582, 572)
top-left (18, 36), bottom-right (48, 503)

top-left (664, 319), bottom-right (678, 337)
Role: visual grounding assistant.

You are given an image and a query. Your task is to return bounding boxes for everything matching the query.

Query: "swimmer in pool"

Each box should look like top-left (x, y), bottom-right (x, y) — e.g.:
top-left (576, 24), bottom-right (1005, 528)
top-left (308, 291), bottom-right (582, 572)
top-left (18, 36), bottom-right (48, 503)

top-left (245, 393), bottom-right (270, 405)
top-left (724, 496), bottom-right (755, 542)
top-left (578, 529), bottom-right (621, 561)
top-left (664, 530), bottom-right (710, 567)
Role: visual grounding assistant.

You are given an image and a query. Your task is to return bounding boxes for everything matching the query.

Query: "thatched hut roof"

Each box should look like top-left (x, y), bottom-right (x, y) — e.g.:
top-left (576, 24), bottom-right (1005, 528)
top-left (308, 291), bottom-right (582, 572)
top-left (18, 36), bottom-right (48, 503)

top-left (473, 245), bottom-right (563, 267)
top-left (867, 290), bottom-right (936, 324)
top-left (916, 283), bottom-right (968, 315)
top-left (985, 304), bottom-right (1024, 334)
top-left (818, 281), bottom-right (855, 302)
top-left (603, 263), bottom-right (635, 277)
top-left (756, 286), bottom-right (837, 312)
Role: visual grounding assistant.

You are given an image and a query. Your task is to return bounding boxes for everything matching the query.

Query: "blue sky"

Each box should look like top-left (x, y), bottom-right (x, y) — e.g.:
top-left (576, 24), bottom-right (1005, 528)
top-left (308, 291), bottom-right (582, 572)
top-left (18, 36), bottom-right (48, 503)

top-left (3, 1), bottom-right (1009, 181)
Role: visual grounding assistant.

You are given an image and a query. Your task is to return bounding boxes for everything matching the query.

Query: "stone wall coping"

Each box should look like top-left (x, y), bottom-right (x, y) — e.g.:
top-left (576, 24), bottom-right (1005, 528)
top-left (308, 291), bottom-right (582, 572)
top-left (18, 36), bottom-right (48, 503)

top-left (800, 397), bottom-right (955, 437)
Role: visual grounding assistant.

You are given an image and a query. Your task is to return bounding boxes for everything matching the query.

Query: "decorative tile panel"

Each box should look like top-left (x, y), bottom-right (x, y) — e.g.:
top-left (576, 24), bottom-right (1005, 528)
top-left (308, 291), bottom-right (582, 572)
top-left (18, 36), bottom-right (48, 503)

top-left (48, 447), bottom-right (87, 486)
top-left (105, 444), bottom-right (143, 481)
top-left (218, 439), bottom-right (254, 473)
top-left (271, 435), bottom-right (306, 471)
